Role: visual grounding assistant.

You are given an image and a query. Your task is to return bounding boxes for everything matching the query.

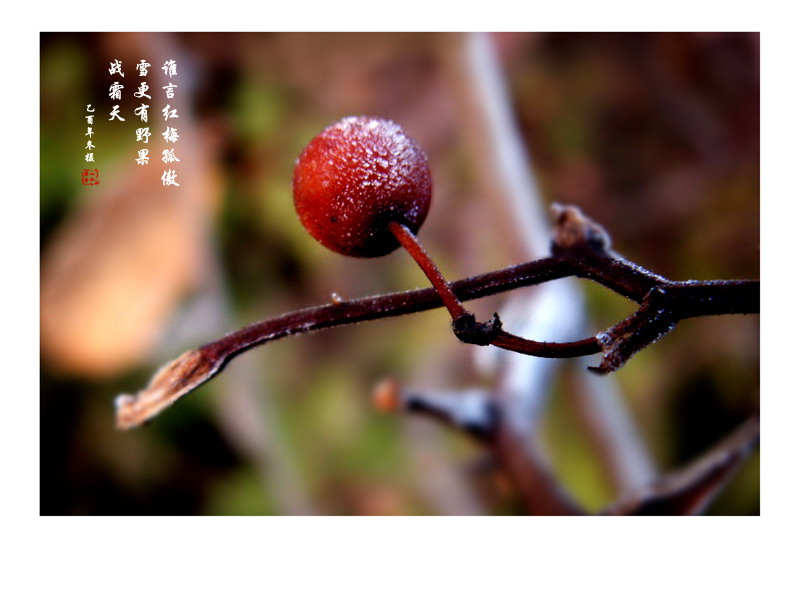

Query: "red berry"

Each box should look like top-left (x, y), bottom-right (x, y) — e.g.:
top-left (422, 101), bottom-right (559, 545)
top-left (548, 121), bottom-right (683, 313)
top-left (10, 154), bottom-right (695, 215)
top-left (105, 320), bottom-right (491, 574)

top-left (293, 116), bottom-right (432, 257)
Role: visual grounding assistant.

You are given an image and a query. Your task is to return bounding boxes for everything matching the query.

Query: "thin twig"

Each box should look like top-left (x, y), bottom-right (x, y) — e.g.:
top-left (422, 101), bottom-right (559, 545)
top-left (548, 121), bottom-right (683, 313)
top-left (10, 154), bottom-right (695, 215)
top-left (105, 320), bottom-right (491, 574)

top-left (389, 221), bottom-right (466, 320)
top-left (390, 220), bottom-right (602, 359)
top-left (114, 256), bottom-right (579, 428)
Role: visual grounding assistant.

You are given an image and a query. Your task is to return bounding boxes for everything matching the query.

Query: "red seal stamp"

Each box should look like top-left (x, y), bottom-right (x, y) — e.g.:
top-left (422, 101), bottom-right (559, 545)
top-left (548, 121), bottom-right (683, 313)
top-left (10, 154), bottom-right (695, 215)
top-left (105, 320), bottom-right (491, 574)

top-left (81, 169), bottom-right (100, 185)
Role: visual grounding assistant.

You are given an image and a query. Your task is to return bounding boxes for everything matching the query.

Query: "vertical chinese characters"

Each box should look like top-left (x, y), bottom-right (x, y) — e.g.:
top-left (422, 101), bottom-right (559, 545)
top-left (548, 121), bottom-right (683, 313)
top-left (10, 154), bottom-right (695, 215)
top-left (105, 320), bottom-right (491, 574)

top-left (82, 104), bottom-right (98, 184)
top-left (133, 59), bottom-right (150, 165)
top-left (160, 59), bottom-right (181, 187)
top-left (107, 58), bottom-right (125, 182)
top-left (85, 56), bottom-right (188, 186)
top-left (108, 59), bottom-right (125, 128)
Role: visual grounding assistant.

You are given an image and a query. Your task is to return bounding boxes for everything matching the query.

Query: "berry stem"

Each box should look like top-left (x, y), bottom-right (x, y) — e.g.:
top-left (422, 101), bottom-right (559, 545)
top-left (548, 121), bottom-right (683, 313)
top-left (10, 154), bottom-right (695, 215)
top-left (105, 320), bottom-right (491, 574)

top-left (388, 221), bottom-right (467, 320)
top-left (389, 220), bottom-right (602, 356)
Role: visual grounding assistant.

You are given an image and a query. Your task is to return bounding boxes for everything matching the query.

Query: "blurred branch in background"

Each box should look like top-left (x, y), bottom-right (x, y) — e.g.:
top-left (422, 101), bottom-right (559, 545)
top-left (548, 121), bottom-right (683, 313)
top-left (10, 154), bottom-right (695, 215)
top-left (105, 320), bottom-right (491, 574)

top-left (194, 244), bottom-right (315, 515)
top-left (601, 414), bottom-right (759, 515)
top-left (451, 32), bottom-right (656, 497)
top-left (382, 384), bottom-right (759, 515)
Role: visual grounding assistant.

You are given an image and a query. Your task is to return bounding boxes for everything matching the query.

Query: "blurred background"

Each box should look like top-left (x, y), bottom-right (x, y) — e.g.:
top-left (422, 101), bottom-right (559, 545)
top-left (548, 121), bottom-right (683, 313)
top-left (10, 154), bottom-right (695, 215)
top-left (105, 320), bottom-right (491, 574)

top-left (40, 32), bottom-right (759, 515)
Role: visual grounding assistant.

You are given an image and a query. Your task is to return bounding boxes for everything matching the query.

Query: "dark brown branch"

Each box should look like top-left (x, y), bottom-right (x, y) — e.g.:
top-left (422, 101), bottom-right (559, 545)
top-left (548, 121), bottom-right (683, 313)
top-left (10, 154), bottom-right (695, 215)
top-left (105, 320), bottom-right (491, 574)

top-left (116, 206), bottom-right (759, 429)
top-left (490, 328), bottom-right (602, 358)
top-left (115, 257), bottom-right (581, 428)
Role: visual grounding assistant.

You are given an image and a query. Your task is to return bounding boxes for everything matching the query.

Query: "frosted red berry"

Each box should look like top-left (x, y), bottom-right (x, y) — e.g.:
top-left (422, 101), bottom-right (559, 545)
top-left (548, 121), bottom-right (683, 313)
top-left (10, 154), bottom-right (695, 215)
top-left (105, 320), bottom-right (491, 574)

top-left (293, 116), bottom-right (432, 257)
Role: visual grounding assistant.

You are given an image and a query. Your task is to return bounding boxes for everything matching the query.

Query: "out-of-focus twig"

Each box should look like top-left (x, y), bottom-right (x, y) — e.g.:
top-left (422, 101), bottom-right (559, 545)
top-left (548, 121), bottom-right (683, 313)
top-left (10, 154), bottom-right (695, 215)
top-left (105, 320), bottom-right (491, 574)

top-left (380, 383), bottom-right (583, 515)
top-left (452, 32), bottom-right (579, 435)
top-left (195, 243), bottom-right (316, 515)
top-left (452, 32), bottom-right (655, 494)
top-left (601, 414), bottom-right (760, 515)
top-left (382, 381), bottom-right (758, 516)
top-left (457, 32), bottom-right (551, 260)
top-left (490, 420), bottom-right (585, 515)
top-left (569, 367), bottom-right (657, 495)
